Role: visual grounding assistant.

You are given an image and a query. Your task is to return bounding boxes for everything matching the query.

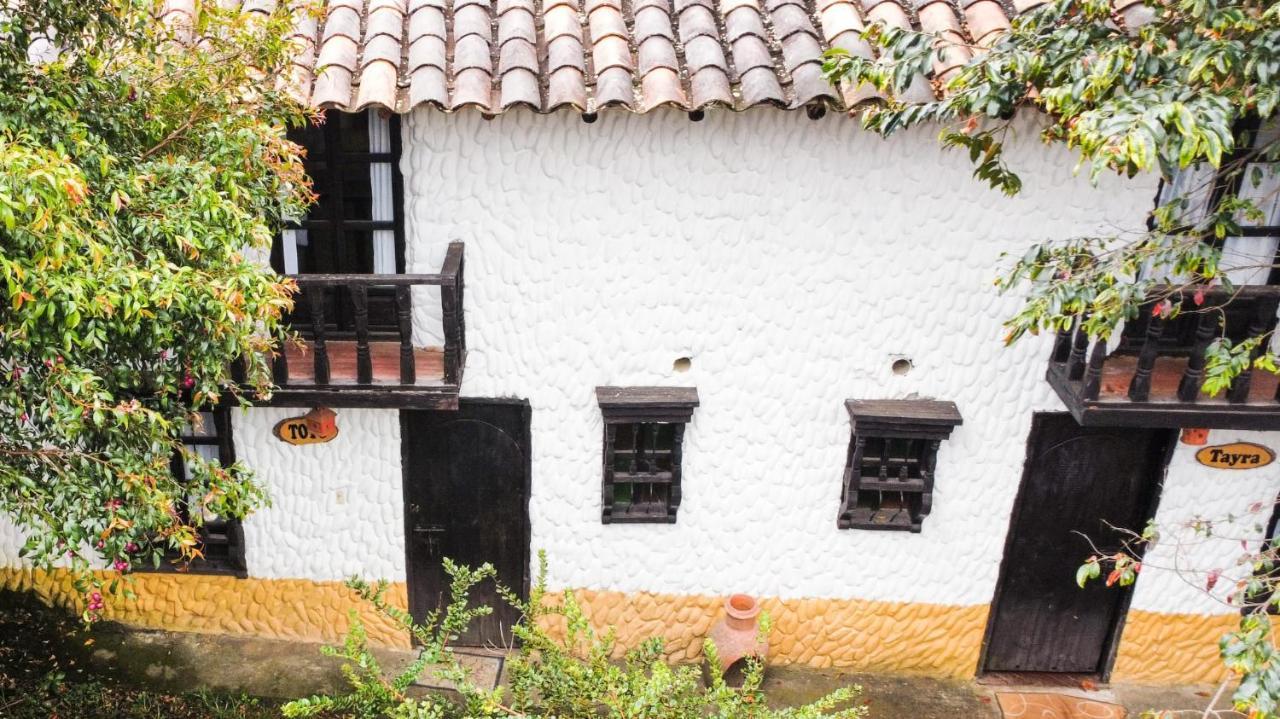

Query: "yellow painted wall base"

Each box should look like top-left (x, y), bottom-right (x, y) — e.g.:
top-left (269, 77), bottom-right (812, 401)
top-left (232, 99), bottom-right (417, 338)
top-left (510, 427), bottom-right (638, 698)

top-left (0, 568), bottom-right (1240, 684)
top-left (1112, 610), bottom-right (1239, 684)
top-left (0, 568), bottom-right (412, 649)
top-left (556, 589), bottom-right (989, 678)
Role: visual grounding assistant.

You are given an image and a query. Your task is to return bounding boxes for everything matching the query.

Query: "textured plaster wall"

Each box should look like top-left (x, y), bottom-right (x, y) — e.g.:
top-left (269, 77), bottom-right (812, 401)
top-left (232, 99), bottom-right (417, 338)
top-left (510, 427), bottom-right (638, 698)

top-left (401, 108), bottom-right (1160, 607)
top-left (1132, 429), bottom-right (1280, 616)
top-left (3, 109), bottom-right (1279, 683)
top-left (233, 407), bottom-right (407, 582)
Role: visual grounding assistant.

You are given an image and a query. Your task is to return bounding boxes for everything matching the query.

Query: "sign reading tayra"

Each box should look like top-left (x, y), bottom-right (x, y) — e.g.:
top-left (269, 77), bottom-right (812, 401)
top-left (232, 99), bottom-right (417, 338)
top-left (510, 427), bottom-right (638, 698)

top-left (1195, 442), bottom-right (1275, 470)
top-left (274, 407), bottom-right (339, 445)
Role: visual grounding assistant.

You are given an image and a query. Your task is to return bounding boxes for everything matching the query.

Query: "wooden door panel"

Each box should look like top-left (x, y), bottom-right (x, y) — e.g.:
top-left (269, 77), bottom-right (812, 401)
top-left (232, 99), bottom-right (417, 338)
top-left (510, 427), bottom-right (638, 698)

top-left (402, 401), bottom-right (531, 647)
top-left (983, 414), bottom-right (1170, 675)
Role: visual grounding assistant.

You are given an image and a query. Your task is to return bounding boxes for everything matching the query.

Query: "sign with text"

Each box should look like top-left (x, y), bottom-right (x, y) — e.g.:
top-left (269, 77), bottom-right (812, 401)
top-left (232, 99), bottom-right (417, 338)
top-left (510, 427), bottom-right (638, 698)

top-left (273, 407), bottom-right (338, 446)
top-left (1195, 442), bottom-right (1275, 470)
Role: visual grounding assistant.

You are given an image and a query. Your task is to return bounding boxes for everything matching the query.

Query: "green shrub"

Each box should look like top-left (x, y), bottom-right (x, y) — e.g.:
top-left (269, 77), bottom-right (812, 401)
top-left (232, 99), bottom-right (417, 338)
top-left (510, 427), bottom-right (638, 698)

top-left (282, 554), bottom-right (866, 719)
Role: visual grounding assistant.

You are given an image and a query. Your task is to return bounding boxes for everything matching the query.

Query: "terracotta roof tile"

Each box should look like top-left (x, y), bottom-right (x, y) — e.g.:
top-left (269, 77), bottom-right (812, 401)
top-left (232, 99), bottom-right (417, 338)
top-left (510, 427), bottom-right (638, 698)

top-left (964, 0), bottom-right (1011, 47)
top-left (273, 0), bottom-right (1047, 115)
top-left (917, 0), bottom-right (972, 81)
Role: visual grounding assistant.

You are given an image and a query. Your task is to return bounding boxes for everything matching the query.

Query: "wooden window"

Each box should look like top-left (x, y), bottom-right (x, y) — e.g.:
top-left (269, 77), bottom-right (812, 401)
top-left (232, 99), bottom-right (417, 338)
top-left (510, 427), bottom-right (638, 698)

top-left (271, 109), bottom-right (406, 335)
top-left (139, 409), bottom-right (246, 576)
top-left (838, 400), bottom-right (962, 533)
top-left (1121, 120), bottom-right (1280, 353)
top-left (597, 387), bottom-right (699, 524)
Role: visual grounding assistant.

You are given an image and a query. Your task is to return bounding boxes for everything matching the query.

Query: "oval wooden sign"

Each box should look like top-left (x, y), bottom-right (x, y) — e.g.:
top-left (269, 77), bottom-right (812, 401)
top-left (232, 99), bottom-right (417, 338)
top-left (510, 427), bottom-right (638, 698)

top-left (273, 413), bottom-right (338, 445)
top-left (1195, 442), bottom-right (1275, 470)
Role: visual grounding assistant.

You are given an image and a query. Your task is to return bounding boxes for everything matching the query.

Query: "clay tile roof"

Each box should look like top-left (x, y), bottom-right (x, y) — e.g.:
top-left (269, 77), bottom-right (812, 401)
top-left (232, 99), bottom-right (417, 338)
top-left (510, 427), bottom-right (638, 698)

top-left (246, 0), bottom-right (1137, 116)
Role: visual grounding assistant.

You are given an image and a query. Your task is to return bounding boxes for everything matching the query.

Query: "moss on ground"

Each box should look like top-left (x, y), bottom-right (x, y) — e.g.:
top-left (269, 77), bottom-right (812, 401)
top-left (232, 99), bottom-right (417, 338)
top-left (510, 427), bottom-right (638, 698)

top-left (0, 590), bottom-right (279, 719)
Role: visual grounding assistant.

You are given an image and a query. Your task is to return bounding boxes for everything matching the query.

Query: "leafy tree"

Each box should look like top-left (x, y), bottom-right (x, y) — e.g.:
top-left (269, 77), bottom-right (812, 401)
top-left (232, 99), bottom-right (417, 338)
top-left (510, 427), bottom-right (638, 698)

top-left (825, 0), bottom-right (1279, 714)
top-left (824, 0), bottom-right (1278, 375)
top-left (0, 1), bottom-right (310, 617)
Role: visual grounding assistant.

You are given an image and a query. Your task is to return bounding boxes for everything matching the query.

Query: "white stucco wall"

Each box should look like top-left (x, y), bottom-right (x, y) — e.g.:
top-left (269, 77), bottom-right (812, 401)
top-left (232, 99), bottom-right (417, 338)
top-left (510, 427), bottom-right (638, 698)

top-left (1134, 429), bottom-right (1280, 615)
top-left (234, 407), bottom-right (406, 581)
top-left (395, 107), bottom-right (1251, 612)
top-left (4, 108), bottom-right (1279, 627)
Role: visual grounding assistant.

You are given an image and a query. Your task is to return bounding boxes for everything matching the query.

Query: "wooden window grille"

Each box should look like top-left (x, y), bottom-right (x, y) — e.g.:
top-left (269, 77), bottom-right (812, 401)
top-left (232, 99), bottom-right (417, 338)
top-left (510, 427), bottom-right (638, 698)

top-left (271, 109), bottom-right (406, 336)
top-left (838, 400), bottom-right (962, 533)
top-left (139, 408), bottom-right (246, 576)
top-left (597, 387), bottom-right (699, 524)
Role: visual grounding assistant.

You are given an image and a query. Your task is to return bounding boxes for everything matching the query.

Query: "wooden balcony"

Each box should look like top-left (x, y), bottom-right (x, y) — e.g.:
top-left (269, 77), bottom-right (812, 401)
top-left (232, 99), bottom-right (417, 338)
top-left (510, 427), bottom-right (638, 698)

top-left (264, 242), bottom-right (465, 409)
top-left (1047, 287), bottom-right (1280, 430)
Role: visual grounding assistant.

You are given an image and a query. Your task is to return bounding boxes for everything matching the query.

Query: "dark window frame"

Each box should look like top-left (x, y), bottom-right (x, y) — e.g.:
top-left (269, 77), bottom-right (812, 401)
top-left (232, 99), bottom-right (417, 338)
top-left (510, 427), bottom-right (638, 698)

top-left (597, 387), bottom-right (699, 524)
top-left (271, 109), bottom-right (407, 338)
top-left (1121, 119), bottom-right (1280, 353)
top-left (837, 399), bottom-right (962, 533)
top-left (138, 407), bottom-right (247, 578)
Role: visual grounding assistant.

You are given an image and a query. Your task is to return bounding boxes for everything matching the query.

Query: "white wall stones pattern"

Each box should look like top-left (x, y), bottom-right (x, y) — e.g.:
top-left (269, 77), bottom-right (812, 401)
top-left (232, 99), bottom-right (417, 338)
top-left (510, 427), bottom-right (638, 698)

top-left (1133, 429), bottom-right (1280, 615)
top-left (234, 407), bottom-right (407, 582)
top-left (399, 108), bottom-right (1196, 609)
top-left (3, 108), bottom-right (1279, 641)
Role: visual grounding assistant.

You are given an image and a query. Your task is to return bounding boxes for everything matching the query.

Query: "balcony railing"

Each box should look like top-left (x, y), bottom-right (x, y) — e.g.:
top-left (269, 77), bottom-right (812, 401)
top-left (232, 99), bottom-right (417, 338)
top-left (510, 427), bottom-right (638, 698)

top-left (265, 242), bottom-right (465, 409)
top-left (1046, 286), bottom-right (1280, 430)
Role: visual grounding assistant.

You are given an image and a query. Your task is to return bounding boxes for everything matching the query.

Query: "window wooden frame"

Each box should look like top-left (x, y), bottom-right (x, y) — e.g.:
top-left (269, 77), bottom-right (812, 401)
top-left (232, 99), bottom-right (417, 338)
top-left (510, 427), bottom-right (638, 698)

top-left (271, 109), bottom-right (407, 339)
top-left (838, 399), bottom-right (962, 533)
top-left (1121, 119), bottom-right (1280, 353)
top-left (139, 407), bottom-right (247, 577)
top-left (597, 387), bottom-right (699, 524)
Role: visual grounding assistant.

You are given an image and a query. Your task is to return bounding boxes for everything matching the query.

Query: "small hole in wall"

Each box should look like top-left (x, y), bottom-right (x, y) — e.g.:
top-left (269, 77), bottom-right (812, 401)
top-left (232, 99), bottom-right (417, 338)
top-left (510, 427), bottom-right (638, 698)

top-left (673, 357), bottom-right (692, 373)
top-left (892, 358), bottom-right (913, 376)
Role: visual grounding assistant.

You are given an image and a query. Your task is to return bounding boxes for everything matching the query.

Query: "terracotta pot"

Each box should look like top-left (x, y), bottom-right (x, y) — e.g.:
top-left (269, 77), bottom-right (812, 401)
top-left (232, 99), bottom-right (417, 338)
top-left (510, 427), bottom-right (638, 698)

top-left (707, 594), bottom-right (768, 675)
top-left (1181, 427), bottom-right (1209, 446)
top-left (305, 407), bottom-right (338, 437)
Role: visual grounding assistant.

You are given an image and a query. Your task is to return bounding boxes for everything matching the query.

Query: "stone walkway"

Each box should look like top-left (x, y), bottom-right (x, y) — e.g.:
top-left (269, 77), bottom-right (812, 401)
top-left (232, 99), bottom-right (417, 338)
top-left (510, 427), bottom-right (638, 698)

top-left (80, 624), bottom-right (1239, 718)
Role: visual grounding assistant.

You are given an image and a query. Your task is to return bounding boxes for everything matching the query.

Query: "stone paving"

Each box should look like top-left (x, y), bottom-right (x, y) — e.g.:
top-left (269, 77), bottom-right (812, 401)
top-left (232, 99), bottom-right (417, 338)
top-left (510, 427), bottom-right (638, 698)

top-left (78, 623), bottom-right (1240, 718)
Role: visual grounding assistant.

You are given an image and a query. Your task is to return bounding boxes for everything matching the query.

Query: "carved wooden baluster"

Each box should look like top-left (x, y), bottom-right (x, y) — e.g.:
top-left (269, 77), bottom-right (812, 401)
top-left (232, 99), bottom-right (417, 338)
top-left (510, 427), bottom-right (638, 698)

top-left (1230, 298), bottom-right (1278, 403)
top-left (1178, 310), bottom-right (1219, 402)
top-left (1067, 316), bottom-right (1091, 380)
top-left (440, 242), bottom-right (465, 386)
top-left (456, 253), bottom-right (466, 363)
top-left (441, 279), bottom-right (461, 385)
top-left (395, 284), bottom-right (415, 384)
top-left (308, 289), bottom-right (330, 385)
top-left (1051, 317), bottom-right (1078, 365)
top-left (352, 283), bottom-right (372, 384)
top-left (1082, 340), bottom-right (1108, 400)
top-left (1128, 313), bottom-right (1165, 401)
top-left (878, 438), bottom-right (889, 481)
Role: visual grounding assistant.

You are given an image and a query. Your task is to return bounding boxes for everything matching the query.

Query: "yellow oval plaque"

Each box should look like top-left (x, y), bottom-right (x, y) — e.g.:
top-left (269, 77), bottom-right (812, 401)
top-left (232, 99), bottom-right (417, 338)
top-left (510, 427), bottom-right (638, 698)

top-left (1195, 442), bottom-right (1275, 470)
top-left (273, 408), bottom-right (339, 446)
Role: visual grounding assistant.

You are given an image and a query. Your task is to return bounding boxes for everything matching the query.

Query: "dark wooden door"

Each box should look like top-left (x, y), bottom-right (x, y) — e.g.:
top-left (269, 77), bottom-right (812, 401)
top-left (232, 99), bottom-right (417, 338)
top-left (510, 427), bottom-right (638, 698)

top-left (402, 400), bottom-right (530, 647)
top-left (982, 414), bottom-right (1171, 676)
